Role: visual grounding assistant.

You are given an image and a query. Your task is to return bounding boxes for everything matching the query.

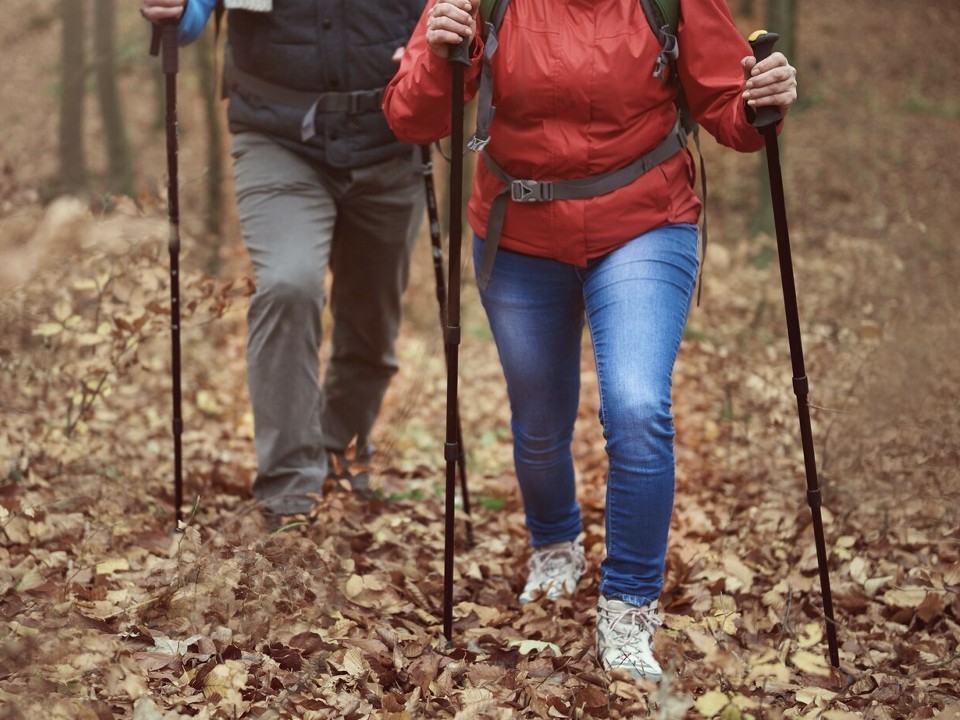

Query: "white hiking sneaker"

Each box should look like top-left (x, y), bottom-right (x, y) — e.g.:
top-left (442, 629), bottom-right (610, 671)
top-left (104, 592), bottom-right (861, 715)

top-left (519, 538), bottom-right (587, 604)
top-left (596, 595), bottom-right (663, 681)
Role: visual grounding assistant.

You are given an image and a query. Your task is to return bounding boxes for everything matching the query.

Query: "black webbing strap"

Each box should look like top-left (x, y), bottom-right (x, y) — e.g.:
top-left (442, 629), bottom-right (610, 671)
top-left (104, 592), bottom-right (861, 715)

top-left (476, 119), bottom-right (689, 288)
top-left (223, 46), bottom-right (384, 141)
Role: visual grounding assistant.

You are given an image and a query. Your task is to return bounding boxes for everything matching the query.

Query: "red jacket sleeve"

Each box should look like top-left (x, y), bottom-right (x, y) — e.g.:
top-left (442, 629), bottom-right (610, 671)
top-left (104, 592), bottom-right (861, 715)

top-left (383, 4), bottom-right (484, 144)
top-left (676, 0), bottom-right (779, 152)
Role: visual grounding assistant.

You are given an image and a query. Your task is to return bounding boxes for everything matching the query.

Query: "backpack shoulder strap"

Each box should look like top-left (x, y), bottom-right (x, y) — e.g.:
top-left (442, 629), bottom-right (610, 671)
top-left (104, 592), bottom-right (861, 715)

top-left (638, 0), bottom-right (708, 305)
top-left (638, 0), bottom-right (680, 80)
top-left (479, 0), bottom-right (510, 35)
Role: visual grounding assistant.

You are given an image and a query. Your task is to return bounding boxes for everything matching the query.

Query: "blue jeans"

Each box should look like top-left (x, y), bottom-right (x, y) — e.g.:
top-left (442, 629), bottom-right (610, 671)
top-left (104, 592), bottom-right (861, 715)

top-left (473, 224), bottom-right (699, 605)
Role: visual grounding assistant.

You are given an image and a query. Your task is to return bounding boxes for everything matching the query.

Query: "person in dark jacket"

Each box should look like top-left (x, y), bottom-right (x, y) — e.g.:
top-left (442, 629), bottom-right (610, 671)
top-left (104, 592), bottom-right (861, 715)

top-left (142, 0), bottom-right (428, 518)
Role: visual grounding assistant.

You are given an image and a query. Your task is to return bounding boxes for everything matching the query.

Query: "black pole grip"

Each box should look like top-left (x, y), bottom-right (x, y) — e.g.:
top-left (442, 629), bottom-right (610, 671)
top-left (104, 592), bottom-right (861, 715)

top-left (448, 35), bottom-right (472, 67)
top-left (747, 30), bottom-right (781, 129)
top-left (161, 21), bottom-right (179, 74)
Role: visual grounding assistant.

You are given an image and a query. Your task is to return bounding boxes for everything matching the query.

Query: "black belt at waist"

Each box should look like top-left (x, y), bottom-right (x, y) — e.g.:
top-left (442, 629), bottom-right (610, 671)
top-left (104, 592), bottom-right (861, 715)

top-left (223, 45), bottom-right (384, 142)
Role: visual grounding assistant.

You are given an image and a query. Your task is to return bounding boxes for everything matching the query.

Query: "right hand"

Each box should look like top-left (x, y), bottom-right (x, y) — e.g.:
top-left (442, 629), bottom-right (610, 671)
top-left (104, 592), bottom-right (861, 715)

top-left (141, 0), bottom-right (185, 23)
top-left (425, 0), bottom-right (480, 59)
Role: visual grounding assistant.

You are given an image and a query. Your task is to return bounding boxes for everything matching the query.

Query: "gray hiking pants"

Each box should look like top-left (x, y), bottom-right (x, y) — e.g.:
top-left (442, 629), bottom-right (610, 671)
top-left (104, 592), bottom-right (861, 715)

top-left (231, 132), bottom-right (424, 514)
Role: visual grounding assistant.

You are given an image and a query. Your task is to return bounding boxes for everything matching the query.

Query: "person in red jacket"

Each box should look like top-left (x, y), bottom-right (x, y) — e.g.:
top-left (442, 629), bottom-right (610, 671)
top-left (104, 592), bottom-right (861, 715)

top-left (384, 0), bottom-right (797, 681)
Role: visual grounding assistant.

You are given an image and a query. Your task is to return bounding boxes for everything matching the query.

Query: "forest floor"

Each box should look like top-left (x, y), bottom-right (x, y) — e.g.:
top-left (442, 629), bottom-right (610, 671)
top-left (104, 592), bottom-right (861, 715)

top-left (0, 0), bottom-right (958, 718)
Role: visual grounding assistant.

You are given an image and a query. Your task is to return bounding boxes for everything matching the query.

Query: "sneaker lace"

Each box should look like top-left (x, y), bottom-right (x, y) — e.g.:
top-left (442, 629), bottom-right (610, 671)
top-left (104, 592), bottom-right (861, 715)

top-left (601, 602), bottom-right (662, 643)
top-left (529, 544), bottom-right (584, 582)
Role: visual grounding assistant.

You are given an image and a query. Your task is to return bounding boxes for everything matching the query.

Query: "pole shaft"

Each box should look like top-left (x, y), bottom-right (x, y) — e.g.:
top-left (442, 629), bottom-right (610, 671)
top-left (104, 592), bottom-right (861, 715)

top-left (443, 63), bottom-right (466, 641)
top-left (762, 126), bottom-right (839, 668)
top-left (420, 146), bottom-right (474, 547)
top-left (162, 29), bottom-right (184, 529)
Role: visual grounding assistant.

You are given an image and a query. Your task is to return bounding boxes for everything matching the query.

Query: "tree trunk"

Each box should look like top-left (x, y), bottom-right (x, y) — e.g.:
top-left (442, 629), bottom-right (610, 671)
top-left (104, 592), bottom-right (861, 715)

top-left (59, 0), bottom-right (87, 192)
top-left (195, 27), bottom-right (226, 272)
top-left (767, 0), bottom-right (796, 61)
top-left (93, 0), bottom-right (133, 196)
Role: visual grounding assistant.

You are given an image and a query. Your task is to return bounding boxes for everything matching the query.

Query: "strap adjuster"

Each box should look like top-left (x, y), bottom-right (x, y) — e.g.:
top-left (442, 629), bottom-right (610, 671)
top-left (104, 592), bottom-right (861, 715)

top-left (467, 134), bottom-right (491, 153)
top-left (348, 89), bottom-right (383, 113)
top-left (510, 179), bottom-right (553, 202)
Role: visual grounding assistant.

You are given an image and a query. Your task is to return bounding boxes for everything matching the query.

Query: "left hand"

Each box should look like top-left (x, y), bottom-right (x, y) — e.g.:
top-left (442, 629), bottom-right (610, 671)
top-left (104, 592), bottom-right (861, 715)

top-left (425, 0), bottom-right (479, 59)
top-left (741, 52), bottom-right (797, 119)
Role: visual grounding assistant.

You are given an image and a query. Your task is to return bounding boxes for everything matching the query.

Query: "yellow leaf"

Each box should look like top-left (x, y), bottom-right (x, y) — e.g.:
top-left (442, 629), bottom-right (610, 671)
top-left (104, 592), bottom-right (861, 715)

top-left (196, 389), bottom-right (222, 416)
top-left (797, 622), bottom-right (824, 649)
top-left (863, 575), bottom-right (893, 596)
top-left (882, 587), bottom-right (926, 608)
top-left (705, 607), bottom-right (740, 636)
top-left (362, 574), bottom-right (386, 591)
top-left (508, 639), bottom-right (561, 655)
top-left (789, 650), bottom-right (832, 676)
top-left (704, 419), bottom-right (721, 441)
top-left (722, 555), bottom-right (755, 593)
top-left (848, 556), bottom-right (868, 584)
top-left (9, 621), bottom-right (40, 637)
top-left (15, 568), bottom-right (45, 593)
top-left (454, 602), bottom-right (501, 625)
top-left (342, 647), bottom-right (366, 676)
top-left (96, 558), bottom-right (130, 575)
top-left (795, 686), bottom-right (837, 704)
top-left (746, 659), bottom-right (792, 687)
top-left (694, 690), bottom-right (730, 717)
top-left (202, 659), bottom-right (247, 701)
top-left (77, 332), bottom-right (105, 347)
top-left (730, 693), bottom-right (759, 710)
top-left (33, 322), bottom-right (63, 337)
top-left (719, 705), bottom-right (743, 720)
top-left (344, 574), bottom-right (364, 598)
top-left (53, 301), bottom-right (72, 322)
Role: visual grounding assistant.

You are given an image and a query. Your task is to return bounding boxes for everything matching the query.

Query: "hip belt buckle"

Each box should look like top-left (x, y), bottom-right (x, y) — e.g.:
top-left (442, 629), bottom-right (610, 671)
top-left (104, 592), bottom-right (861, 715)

top-left (510, 179), bottom-right (553, 202)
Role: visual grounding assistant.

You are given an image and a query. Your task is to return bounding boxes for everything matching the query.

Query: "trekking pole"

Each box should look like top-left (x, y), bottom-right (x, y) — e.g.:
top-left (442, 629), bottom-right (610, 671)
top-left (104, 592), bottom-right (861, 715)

top-left (442, 38), bottom-right (472, 642)
top-left (748, 30), bottom-right (840, 669)
top-left (420, 144), bottom-right (475, 548)
top-left (150, 21), bottom-right (185, 531)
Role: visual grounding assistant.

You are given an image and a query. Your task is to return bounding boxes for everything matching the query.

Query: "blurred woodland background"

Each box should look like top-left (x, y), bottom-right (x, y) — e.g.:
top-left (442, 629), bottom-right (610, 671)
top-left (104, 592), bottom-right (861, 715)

top-left (0, 1), bottom-right (958, 718)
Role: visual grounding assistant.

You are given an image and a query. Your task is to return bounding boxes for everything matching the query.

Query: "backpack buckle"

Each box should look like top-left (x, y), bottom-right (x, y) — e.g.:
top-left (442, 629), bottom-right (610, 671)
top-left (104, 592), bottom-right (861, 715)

top-left (510, 179), bottom-right (553, 202)
top-left (467, 134), bottom-right (491, 153)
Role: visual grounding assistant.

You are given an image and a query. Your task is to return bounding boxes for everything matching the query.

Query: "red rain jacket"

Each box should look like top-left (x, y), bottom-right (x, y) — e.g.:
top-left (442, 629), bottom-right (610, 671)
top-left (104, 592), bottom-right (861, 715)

top-left (384, 0), bottom-right (771, 267)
